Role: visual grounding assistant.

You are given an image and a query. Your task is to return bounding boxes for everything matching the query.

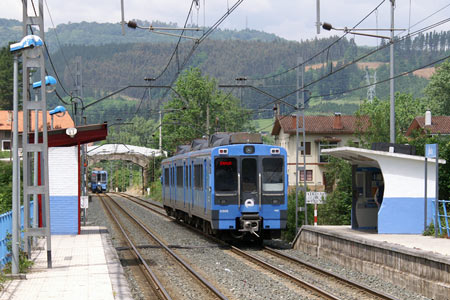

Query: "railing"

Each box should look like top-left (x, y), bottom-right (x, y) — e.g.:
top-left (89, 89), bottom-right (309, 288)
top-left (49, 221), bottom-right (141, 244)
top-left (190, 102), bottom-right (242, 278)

top-left (436, 199), bottom-right (450, 237)
top-left (0, 202), bottom-right (34, 266)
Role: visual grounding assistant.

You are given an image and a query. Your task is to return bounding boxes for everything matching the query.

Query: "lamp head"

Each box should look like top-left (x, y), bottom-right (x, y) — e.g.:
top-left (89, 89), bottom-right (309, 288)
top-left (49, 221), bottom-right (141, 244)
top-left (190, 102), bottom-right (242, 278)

top-left (9, 35), bottom-right (43, 54)
top-left (33, 76), bottom-right (57, 93)
top-left (322, 22), bottom-right (333, 31)
top-left (66, 127), bottom-right (77, 138)
top-left (49, 105), bottom-right (67, 116)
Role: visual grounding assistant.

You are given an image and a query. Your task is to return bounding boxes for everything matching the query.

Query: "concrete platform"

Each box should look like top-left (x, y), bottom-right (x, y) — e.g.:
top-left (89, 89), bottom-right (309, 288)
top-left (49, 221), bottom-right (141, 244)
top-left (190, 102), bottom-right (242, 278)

top-left (0, 226), bottom-right (132, 300)
top-left (293, 225), bottom-right (450, 300)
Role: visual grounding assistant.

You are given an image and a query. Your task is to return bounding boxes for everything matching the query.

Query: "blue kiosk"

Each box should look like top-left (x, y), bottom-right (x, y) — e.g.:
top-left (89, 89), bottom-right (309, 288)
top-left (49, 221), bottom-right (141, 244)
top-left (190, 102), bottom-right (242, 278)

top-left (322, 147), bottom-right (445, 234)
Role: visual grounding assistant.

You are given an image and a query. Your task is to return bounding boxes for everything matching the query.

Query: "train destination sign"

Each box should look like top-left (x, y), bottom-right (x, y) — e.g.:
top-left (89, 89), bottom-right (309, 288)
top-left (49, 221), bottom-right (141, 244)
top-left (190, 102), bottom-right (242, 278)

top-left (306, 192), bottom-right (327, 204)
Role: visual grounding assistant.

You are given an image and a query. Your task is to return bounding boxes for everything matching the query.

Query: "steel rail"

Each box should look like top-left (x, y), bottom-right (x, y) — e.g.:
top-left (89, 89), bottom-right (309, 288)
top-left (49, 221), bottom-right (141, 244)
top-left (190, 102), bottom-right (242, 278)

top-left (116, 193), bottom-right (341, 299)
top-left (104, 193), bottom-right (228, 300)
top-left (263, 246), bottom-right (397, 300)
top-left (228, 245), bottom-right (341, 300)
top-left (116, 193), bottom-right (393, 299)
top-left (98, 194), bottom-right (172, 300)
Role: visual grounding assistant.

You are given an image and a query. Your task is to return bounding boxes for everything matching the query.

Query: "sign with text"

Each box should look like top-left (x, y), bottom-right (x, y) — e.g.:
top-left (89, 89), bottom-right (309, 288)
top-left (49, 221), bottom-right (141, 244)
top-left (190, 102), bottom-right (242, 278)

top-left (81, 196), bottom-right (89, 209)
top-left (306, 192), bottom-right (327, 204)
top-left (425, 144), bottom-right (437, 159)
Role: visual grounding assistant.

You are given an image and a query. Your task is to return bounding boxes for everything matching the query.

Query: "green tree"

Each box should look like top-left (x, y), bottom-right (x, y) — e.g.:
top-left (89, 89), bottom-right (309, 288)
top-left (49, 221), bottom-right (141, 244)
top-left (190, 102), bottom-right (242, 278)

top-left (355, 93), bottom-right (439, 147)
top-left (425, 58), bottom-right (450, 115)
top-left (319, 157), bottom-right (352, 225)
top-left (0, 44), bottom-right (20, 110)
top-left (106, 115), bottom-right (157, 147)
top-left (160, 68), bottom-right (253, 153)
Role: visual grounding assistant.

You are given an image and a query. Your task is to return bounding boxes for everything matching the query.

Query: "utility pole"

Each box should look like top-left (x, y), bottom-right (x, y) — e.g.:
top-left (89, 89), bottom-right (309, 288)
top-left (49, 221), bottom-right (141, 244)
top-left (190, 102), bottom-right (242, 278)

top-left (206, 102), bottom-right (210, 139)
top-left (295, 56), bottom-right (307, 233)
top-left (21, 0), bottom-right (52, 268)
top-left (159, 110), bottom-right (162, 151)
top-left (389, 0), bottom-right (395, 144)
top-left (75, 56), bottom-right (83, 99)
top-left (11, 54), bottom-right (19, 275)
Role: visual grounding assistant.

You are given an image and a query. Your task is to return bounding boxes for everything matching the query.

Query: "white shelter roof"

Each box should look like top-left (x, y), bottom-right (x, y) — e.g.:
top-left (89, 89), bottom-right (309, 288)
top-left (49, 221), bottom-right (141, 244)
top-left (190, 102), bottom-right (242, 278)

top-left (322, 147), bottom-right (446, 164)
top-left (87, 144), bottom-right (166, 157)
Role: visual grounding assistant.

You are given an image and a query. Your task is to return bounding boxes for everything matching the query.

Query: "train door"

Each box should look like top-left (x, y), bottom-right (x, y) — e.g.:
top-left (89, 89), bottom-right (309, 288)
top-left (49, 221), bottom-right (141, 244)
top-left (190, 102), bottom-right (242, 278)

top-left (204, 159), bottom-right (207, 215)
top-left (183, 162), bottom-right (186, 208)
top-left (240, 157), bottom-right (260, 212)
top-left (191, 161), bottom-right (194, 210)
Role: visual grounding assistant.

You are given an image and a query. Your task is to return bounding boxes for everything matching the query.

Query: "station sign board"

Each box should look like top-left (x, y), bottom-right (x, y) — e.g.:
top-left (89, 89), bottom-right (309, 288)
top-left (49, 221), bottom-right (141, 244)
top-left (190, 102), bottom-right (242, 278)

top-left (306, 192), bottom-right (327, 204)
top-left (425, 144), bottom-right (437, 158)
top-left (81, 196), bottom-right (89, 209)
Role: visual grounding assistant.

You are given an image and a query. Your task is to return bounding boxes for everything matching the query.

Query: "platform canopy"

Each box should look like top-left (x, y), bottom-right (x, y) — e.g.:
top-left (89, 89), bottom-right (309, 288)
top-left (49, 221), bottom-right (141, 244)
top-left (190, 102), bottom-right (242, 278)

top-left (323, 147), bottom-right (446, 234)
top-left (87, 144), bottom-right (166, 158)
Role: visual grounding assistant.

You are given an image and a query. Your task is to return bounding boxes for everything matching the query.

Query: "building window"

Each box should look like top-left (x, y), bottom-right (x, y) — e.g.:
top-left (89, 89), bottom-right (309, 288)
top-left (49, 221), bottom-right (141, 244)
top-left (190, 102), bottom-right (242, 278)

top-left (319, 142), bottom-right (338, 162)
top-left (300, 142), bottom-right (311, 155)
top-left (2, 140), bottom-right (11, 151)
top-left (299, 170), bottom-right (313, 181)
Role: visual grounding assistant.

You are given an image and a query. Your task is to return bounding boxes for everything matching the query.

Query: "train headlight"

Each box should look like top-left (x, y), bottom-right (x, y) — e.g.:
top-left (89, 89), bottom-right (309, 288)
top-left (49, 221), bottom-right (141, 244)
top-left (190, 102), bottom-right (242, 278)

top-left (270, 148), bottom-right (280, 155)
top-left (244, 145), bottom-right (255, 154)
top-left (218, 148), bottom-right (228, 155)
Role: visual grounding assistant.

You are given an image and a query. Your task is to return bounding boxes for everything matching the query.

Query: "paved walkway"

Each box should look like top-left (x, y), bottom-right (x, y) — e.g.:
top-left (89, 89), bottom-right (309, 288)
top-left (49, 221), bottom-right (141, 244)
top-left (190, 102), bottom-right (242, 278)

top-left (318, 225), bottom-right (450, 257)
top-left (0, 226), bottom-right (132, 300)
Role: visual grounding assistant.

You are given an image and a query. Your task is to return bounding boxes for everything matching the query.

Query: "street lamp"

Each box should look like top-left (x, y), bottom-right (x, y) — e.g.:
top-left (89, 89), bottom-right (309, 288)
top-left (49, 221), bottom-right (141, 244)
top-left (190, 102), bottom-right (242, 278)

top-left (31, 75), bottom-right (58, 249)
top-left (49, 105), bottom-right (67, 130)
top-left (9, 34), bottom-right (44, 275)
top-left (322, 1), bottom-right (403, 144)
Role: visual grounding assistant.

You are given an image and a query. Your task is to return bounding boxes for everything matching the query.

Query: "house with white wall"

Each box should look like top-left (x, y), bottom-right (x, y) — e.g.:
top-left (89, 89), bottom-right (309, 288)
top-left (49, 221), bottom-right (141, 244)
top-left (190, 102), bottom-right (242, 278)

top-left (271, 113), bottom-right (368, 191)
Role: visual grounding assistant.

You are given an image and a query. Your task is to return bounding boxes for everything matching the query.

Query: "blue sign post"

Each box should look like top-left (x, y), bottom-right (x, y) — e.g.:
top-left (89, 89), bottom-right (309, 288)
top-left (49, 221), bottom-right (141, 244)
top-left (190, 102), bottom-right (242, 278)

top-left (425, 144), bottom-right (439, 237)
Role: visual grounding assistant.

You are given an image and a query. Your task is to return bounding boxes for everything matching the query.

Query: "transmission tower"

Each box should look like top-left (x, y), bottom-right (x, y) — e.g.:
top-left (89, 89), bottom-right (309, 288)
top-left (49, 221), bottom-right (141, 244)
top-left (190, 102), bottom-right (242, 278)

top-left (365, 68), bottom-right (377, 102)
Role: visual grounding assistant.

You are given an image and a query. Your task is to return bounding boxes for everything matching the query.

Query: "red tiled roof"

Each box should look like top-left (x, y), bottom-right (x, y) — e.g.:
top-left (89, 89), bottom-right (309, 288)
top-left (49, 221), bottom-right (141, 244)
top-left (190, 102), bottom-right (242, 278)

top-left (0, 110), bottom-right (74, 132)
top-left (406, 116), bottom-right (450, 136)
top-left (271, 115), bottom-right (369, 136)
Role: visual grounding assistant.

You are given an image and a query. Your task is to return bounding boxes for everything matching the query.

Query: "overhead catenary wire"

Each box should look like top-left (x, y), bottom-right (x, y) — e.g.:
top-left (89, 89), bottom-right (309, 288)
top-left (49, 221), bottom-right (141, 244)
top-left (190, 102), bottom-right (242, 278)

top-left (247, 0), bottom-right (386, 81)
top-left (44, 0), bottom-right (76, 86)
top-left (244, 17), bottom-right (450, 109)
top-left (254, 52), bottom-right (450, 134)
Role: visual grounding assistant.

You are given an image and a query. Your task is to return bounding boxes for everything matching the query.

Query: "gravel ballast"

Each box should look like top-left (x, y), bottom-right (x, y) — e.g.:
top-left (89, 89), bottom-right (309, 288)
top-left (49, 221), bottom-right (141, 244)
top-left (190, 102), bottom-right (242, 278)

top-left (88, 194), bottom-right (431, 300)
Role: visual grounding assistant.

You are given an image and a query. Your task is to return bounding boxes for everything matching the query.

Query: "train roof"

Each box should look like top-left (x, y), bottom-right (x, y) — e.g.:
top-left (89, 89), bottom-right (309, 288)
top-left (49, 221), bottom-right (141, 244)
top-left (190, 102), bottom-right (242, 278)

top-left (175, 132), bottom-right (263, 155)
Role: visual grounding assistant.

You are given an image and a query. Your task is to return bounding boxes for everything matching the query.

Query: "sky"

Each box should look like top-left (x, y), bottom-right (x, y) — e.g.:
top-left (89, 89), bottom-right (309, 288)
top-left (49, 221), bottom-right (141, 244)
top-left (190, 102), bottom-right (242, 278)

top-left (1, 0), bottom-right (450, 46)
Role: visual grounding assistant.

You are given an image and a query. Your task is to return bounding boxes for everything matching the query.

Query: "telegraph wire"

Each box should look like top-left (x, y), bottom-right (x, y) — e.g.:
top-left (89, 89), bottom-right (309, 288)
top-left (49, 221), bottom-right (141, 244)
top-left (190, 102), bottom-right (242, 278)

top-left (254, 52), bottom-right (450, 134)
top-left (250, 17), bottom-right (450, 107)
top-left (248, 0), bottom-right (386, 81)
top-left (44, 0), bottom-right (76, 85)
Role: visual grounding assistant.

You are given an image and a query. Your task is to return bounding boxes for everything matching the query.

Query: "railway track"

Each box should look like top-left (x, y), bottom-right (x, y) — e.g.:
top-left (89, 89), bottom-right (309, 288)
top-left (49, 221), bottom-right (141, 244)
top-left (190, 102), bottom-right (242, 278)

top-left (117, 193), bottom-right (397, 300)
top-left (98, 193), bottom-right (229, 300)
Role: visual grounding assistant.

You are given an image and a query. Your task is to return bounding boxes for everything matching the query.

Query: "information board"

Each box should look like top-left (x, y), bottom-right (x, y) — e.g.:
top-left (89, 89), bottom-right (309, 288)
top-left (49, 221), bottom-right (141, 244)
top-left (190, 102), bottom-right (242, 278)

top-left (306, 192), bottom-right (327, 204)
top-left (81, 196), bottom-right (89, 209)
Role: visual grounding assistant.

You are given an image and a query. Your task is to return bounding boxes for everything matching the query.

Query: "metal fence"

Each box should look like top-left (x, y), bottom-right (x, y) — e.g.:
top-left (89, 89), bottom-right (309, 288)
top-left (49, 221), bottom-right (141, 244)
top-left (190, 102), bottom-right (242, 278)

top-left (0, 202), bottom-right (33, 266)
top-left (436, 199), bottom-right (450, 237)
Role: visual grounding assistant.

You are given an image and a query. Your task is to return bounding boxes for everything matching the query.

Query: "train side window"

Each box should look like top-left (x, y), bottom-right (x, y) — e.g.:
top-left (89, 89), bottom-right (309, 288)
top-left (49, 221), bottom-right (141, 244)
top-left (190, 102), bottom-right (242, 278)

top-left (194, 164), bottom-right (203, 190)
top-left (176, 166), bottom-right (183, 187)
top-left (164, 168), bottom-right (169, 185)
top-left (214, 158), bottom-right (237, 192)
top-left (262, 158), bottom-right (284, 192)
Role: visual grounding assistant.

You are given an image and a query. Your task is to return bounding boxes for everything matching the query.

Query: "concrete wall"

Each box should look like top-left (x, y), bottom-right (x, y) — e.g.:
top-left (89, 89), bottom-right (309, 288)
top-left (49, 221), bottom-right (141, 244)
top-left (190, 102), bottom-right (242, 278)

top-left (294, 226), bottom-right (450, 300)
top-left (49, 146), bottom-right (78, 234)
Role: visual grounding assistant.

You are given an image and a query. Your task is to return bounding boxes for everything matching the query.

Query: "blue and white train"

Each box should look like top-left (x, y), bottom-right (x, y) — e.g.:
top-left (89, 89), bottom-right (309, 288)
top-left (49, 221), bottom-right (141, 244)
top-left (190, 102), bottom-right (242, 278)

top-left (91, 170), bottom-right (108, 193)
top-left (161, 133), bottom-right (287, 240)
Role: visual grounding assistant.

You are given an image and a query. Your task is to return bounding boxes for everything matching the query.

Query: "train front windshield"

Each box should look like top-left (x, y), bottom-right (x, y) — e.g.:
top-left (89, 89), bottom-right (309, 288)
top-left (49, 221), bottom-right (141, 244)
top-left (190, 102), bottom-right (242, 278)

top-left (99, 173), bottom-right (107, 183)
top-left (262, 158), bottom-right (284, 192)
top-left (214, 158), bottom-right (238, 192)
top-left (214, 157), bottom-right (284, 192)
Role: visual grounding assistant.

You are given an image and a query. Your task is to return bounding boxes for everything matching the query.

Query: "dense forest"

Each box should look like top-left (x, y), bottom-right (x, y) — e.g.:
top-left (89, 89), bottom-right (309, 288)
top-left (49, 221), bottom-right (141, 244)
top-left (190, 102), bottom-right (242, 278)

top-left (1, 18), bottom-right (449, 125)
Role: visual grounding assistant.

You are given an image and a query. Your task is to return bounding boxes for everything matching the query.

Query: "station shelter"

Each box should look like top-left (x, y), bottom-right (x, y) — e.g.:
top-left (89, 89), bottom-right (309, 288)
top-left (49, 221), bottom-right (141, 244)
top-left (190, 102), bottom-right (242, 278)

top-left (31, 124), bottom-right (107, 234)
top-left (322, 147), bottom-right (445, 234)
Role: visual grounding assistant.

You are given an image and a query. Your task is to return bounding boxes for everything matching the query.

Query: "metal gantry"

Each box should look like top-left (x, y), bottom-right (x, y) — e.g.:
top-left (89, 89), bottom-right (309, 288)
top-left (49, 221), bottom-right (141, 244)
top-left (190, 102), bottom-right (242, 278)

top-left (295, 57), bottom-right (307, 233)
top-left (21, 0), bottom-right (52, 268)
